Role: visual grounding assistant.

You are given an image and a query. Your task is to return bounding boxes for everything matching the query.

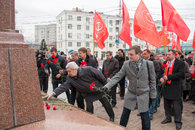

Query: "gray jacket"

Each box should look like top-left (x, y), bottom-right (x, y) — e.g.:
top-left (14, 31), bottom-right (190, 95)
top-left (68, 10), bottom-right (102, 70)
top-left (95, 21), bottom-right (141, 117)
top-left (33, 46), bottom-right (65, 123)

top-left (104, 59), bottom-right (156, 112)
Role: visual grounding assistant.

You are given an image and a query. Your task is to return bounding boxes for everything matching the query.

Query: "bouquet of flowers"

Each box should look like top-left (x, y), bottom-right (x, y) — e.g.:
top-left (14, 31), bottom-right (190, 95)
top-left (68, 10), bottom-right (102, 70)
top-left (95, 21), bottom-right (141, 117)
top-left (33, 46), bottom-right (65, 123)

top-left (89, 82), bottom-right (110, 100)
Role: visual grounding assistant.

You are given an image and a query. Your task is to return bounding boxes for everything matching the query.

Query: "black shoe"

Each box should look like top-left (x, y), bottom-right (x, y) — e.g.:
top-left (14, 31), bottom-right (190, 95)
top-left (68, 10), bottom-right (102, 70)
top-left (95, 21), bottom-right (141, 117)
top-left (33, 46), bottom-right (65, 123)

top-left (176, 123), bottom-right (182, 130)
top-left (110, 117), bottom-right (114, 122)
top-left (137, 113), bottom-right (140, 116)
top-left (120, 97), bottom-right (124, 100)
top-left (192, 111), bottom-right (195, 114)
top-left (161, 119), bottom-right (171, 124)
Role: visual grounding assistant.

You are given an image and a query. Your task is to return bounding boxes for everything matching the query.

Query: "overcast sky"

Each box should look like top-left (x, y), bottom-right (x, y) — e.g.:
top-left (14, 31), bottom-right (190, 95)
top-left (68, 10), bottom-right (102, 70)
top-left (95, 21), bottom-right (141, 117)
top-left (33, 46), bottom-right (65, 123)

top-left (15, 0), bottom-right (195, 43)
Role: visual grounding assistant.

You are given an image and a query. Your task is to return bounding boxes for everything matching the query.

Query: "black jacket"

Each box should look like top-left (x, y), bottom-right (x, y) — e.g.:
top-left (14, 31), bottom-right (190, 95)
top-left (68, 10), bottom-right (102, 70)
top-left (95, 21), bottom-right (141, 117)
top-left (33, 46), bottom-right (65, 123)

top-left (114, 55), bottom-right (129, 70)
top-left (102, 57), bottom-right (119, 79)
top-left (37, 58), bottom-right (49, 78)
top-left (45, 55), bottom-right (67, 84)
top-left (54, 67), bottom-right (107, 102)
top-left (162, 58), bottom-right (185, 100)
top-left (76, 55), bottom-right (97, 68)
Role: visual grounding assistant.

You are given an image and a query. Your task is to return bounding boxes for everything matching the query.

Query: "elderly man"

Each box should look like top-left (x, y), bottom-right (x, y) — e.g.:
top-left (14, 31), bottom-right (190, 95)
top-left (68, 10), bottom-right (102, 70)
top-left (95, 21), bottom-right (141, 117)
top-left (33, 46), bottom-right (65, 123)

top-left (103, 45), bottom-right (156, 130)
top-left (45, 62), bottom-right (114, 122)
top-left (160, 49), bottom-right (185, 130)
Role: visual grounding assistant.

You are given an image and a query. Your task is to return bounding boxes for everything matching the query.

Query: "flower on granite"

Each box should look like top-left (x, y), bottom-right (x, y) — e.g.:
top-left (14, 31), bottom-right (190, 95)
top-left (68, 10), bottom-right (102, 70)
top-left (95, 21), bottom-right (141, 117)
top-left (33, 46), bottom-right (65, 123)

top-left (46, 103), bottom-right (49, 107)
top-left (89, 82), bottom-right (95, 91)
top-left (52, 54), bottom-right (56, 58)
top-left (46, 104), bottom-right (50, 110)
top-left (104, 72), bottom-right (108, 75)
top-left (53, 106), bottom-right (56, 110)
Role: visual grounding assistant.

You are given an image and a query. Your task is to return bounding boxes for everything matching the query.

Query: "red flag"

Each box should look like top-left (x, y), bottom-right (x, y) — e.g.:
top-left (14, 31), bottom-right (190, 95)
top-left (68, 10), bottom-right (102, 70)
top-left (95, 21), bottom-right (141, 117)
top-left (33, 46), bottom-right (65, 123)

top-left (193, 31), bottom-right (195, 50)
top-left (119, 0), bottom-right (132, 46)
top-left (134, 0), bottom-right (161, 48)
top-left (176, 36), bottom-right (181, 51)
top-left (161, 0), bottom-right (175, 26)
top-left (93, 11), bottom-right (108, 49)
top-left (171, 33), bottom-right (176, 49)
top-left (167, 11), bottom-right (190, 41)
top-left (158, 27), bottom-right (170, 46)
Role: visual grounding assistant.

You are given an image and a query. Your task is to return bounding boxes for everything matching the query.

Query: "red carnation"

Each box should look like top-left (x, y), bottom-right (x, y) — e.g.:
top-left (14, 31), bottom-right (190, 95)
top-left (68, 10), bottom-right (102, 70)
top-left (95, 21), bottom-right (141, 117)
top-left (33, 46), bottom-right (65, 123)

top-left (52, 55), bottom-right (56, 58)
top-left (41, 65), bottom-right (44, 68)
top-left (53, 58), bottom-right (58, 64)
top-left (53, 106), bottom-right (56, 110)
top-left (161, 64), bottom-right (168, 68)
top-left (175, 53), bottom-right (178, 56)
top-left (46, 105), bottom-right (50, 110)
top-left (48, 60), bottom-right (51, 63)
top-left (104, 72), bottom-right (108, 75)
top-left (45, 103), bottom-right (48, 107)
top-left (40, 63), bottom-right (43, 66)
top-left (89, 82), bottom-right (95, 91)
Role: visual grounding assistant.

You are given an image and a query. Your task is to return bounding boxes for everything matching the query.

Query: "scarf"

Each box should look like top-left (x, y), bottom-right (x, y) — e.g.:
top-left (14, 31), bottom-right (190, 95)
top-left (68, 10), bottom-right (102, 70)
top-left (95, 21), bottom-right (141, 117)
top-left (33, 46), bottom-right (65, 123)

top-left (164, 59), bottom-right (175, 84)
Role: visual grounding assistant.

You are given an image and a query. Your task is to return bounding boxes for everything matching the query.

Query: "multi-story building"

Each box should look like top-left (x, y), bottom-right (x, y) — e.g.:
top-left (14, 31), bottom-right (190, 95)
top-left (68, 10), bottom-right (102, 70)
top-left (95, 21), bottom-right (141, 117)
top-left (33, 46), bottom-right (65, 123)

top-left (56, 8), bottom-right (162, 60)
top-left (35, 24), bottom-right (57, 45)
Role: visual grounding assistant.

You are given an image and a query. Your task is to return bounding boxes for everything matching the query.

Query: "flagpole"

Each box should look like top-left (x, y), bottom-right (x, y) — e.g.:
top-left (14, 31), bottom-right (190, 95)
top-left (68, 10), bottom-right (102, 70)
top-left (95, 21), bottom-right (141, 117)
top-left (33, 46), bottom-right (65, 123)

top-left (125, 42), bottom-right (127, 61)
top-left (93, 39), bottom-right (95, 60)
top-left (163, 26), bottom-right (167, 60)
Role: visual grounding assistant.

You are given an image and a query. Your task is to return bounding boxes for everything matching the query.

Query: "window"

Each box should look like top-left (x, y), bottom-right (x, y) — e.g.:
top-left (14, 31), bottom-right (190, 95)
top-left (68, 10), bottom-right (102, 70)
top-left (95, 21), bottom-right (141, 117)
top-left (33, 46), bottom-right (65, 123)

top-left (77, 16), bottom-right (81, 21)
top-left (109, 36), bottom-right (113, 40)
top-left (77, 25), bottom-right (81, 30)
top-left (86, 34), bottom-right (90, 39)
top-left (116, 27), bottom-right (119, 32)
top-left (77, 33), bottom-right (81, 39)
top-left (68, 33), bottom-right (72, 38)
top-left (116, 20), bottom-right (120, 25)
top-left (86, 17), bottom-right (90, 24)
top-left (95, 51), bottom-right (98, 58)
top-left (77, 42), bottom-right (81, 47)
top-left (109, 44), bottom-right (112, 47)
top-left (101, 51), bottom-right (106, 60)
top-left (109, 20), bottom-right (113, 26)
top-left (68, 24), bottom-right (72, 29)
top-left (109, 28), bottom-right (113, 32)
top-left (68, 15), bottom-right (72, 20)
top-left (86, 25), bottom-right (90, 30)
top-left (86, 42), bottom-right (89, 47)
top-left (135, 38), bottom-right (138, 42)
top-left (68, 42), bottom-right (72, 47)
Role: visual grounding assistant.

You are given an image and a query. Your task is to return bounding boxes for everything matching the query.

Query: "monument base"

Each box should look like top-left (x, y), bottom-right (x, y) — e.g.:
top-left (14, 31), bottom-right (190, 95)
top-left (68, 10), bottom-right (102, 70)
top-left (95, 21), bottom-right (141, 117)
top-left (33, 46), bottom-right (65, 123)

top-left (0, 31), bottom-right (28, 48)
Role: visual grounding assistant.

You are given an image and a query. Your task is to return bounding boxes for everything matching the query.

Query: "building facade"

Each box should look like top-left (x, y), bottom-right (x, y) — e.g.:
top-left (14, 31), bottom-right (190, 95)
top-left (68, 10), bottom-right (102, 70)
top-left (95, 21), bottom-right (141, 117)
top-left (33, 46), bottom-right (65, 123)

top-left (56, 8), bottom-right (162, 60)
top-left (35, 24), bottom-right (57, 45)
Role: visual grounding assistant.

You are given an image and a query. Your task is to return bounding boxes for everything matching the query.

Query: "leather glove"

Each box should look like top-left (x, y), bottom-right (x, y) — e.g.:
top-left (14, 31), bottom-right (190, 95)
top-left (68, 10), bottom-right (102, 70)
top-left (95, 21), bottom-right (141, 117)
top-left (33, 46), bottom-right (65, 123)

top-left (101, 87), bottom-right (108, 92)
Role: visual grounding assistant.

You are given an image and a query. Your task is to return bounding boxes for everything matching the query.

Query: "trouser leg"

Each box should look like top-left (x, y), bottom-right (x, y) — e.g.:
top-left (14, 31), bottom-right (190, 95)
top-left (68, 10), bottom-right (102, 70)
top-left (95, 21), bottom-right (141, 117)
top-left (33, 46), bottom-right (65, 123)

top-left (42, 77), bottom-right (48, 93)
top-left (120, 107), bottom-right (131, 127)
top-left (70, 87), bottom-right (76, 105)
top-left (65, 89), bottom-right (71, 103)
top-left (173, 99), bottom-right (182, 124)
top-left (164, 98), bottom-right (172, 120)
top-left (109, 85), bottom-right (117, 105)
top-left (76, 92), bottom-right (85, 110)
top-left (99, 96), bottom-right (114, 119)
top-left (140, 111), bottom-right (150, 130)
top-left (119, 78), bottom-right (125, 98)
top-left (86, 101), bottom-right (94, 114)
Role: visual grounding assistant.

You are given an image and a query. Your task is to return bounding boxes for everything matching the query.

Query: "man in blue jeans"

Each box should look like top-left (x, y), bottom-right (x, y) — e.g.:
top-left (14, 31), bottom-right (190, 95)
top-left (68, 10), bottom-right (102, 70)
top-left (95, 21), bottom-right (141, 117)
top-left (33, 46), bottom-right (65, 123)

top-left (103, 46), bottom-right (156, 130)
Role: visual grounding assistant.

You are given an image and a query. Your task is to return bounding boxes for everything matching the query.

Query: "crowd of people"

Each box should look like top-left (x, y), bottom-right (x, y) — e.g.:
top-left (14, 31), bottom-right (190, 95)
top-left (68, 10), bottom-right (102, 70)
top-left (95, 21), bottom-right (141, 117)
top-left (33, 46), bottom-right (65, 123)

top-left (36, 46), bottom-right (195, 130)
